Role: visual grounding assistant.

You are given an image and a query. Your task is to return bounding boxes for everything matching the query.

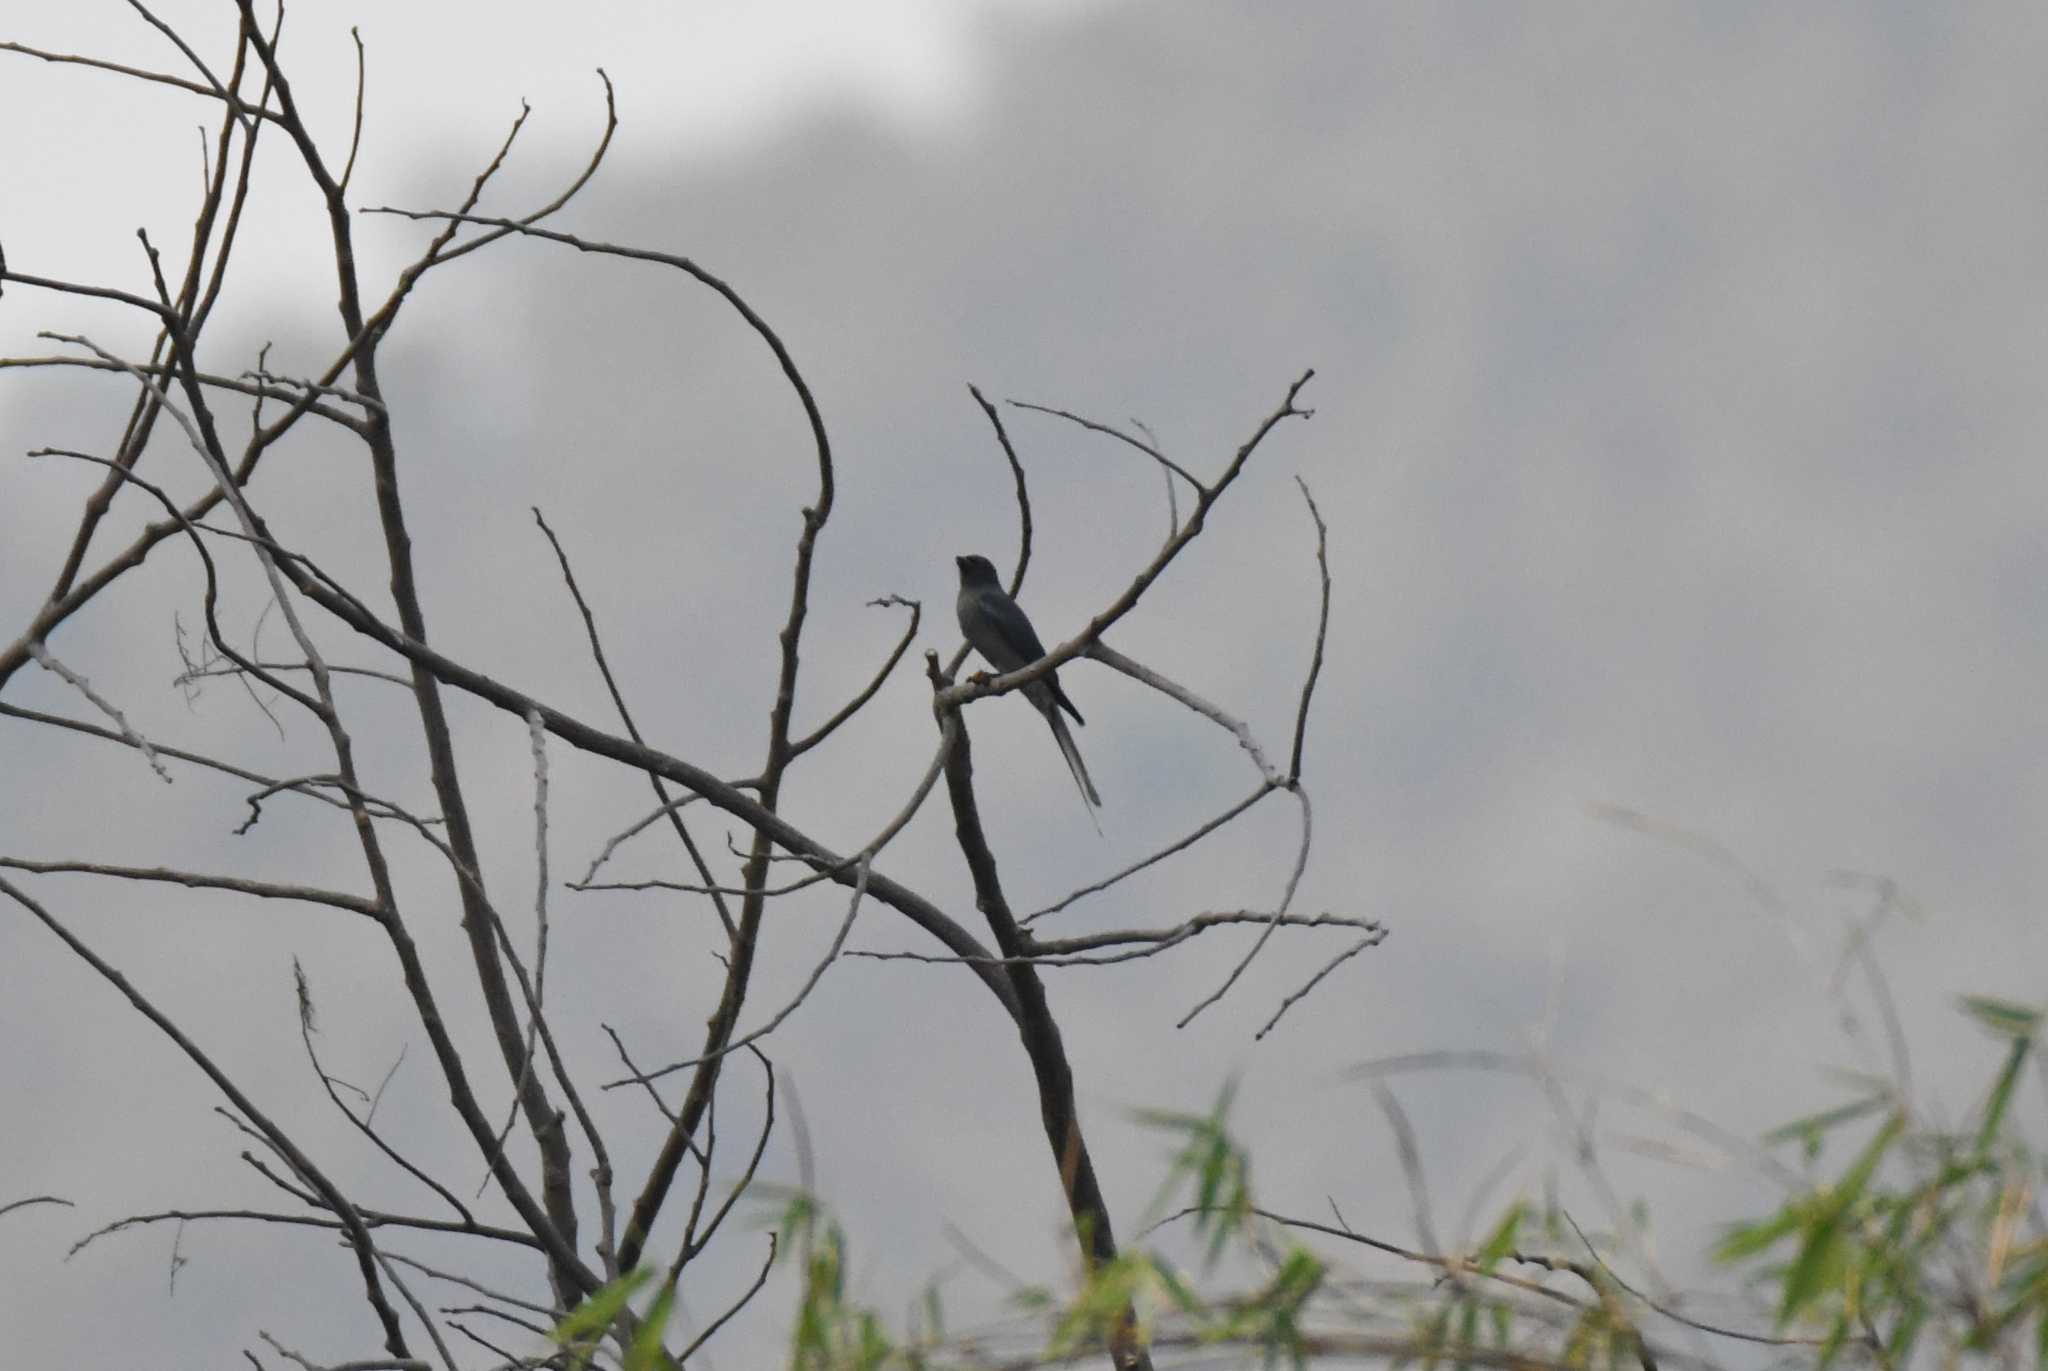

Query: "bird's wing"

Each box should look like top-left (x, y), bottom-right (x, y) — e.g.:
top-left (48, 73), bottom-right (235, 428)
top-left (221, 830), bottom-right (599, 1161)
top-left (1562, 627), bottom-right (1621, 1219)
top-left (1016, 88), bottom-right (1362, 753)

top-left (978, 587), bottom-right (1050, 666)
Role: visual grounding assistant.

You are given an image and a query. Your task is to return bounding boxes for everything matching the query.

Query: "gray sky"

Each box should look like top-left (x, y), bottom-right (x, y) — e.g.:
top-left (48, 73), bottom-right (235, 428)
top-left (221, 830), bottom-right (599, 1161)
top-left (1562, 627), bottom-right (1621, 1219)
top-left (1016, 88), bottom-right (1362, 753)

top-left (4, 2), bottom-right (2046, 1366)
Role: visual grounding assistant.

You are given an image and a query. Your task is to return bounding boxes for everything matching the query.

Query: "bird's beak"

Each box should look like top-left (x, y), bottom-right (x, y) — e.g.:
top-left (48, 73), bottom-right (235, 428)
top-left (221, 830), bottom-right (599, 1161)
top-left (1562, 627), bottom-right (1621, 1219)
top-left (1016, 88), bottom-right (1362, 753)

top-left (954, 555), bottom-right (969, 571)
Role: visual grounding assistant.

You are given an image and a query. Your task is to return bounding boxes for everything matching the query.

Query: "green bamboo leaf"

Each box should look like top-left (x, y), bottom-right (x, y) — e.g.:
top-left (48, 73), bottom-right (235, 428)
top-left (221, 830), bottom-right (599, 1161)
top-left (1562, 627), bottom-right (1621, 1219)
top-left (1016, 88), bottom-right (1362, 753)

top-left (1714, 1205), bottom-right (1804, 1262)
top-left (1475, 1201), bottom-right (1525, 1273)
top-left (1976, 1034), bottom-right (2031, 1152)
top-left (1778, 1212), bottom-right (1845, 1326)
top-left (551, 1268), bottom-right (654, 1364)
top-left (1762, 1096), bottom-right (1890, 1147)
top-left (1959, 995), bottom-right (2042, 1041)
top-left (624, 1282), bottom-right (676, 1371)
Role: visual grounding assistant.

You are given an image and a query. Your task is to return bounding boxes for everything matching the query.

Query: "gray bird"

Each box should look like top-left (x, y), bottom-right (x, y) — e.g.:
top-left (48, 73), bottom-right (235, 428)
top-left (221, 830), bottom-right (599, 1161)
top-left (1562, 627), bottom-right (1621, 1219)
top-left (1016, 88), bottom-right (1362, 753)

top-left (955, 553), bottom-right (1102, 810)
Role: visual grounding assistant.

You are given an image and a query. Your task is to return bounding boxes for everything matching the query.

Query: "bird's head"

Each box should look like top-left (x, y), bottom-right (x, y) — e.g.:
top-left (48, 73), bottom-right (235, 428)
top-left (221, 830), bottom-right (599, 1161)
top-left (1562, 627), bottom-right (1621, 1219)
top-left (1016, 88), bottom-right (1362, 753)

top-left (954, 554), bottom-right (1001, 587)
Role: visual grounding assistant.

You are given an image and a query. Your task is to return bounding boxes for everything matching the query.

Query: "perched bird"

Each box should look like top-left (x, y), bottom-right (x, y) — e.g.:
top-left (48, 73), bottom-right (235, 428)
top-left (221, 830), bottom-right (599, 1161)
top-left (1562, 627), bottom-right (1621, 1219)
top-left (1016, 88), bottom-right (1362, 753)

top-left (954, 553), bottom-right (1102, 811)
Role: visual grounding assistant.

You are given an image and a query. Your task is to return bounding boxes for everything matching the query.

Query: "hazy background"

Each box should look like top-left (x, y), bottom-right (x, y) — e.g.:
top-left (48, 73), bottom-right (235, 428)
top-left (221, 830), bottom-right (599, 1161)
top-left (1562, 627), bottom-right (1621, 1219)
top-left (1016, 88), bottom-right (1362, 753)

top-left (4, 2), bottom-right (2046, 1365)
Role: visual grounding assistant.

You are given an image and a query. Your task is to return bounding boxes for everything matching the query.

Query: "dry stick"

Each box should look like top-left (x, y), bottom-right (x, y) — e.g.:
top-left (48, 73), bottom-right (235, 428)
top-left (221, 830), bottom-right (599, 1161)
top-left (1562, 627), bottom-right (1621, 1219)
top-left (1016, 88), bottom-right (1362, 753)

top-left (787, 595), bottom-right (921, 759)
top-left (258, 1329), bottom-right (427, 1371)
top-left (671, 1234), bottom-right (776, 1364)
top-left (337, 27), bottom-right (366, 195)
top-left (440, 1322), bottom-right (522, 1367)
top-left (1255, 923), bottom-right (1387, 1038)
top-left (377, 1252), bottom-right (558, 1319)
top-left (532, 508), bottom-right (737, 942)
top-left (28, 436), bottom-right (323, 722)
top-left (601, 1025), bottom-right (681, 1125)
top-left (848, 910), bottom-right (1382, 970)
top-left (970, 383), bottom-right (1034, 599)
top-left (176, 659), bottom-right (412, 689)
top-left (293, 961), bottom-right (476, 1225)
top-left (70, 1204), bottom-right (545, 1261)
top-left (122, 0), bottom-right (248, 129)
top-left (1024, 784), bottom-right (1276, 924)
top-left (603, 862), bottom-right (869, 1088)
top-left (0, 876), bottom-right (413, 1358)
top-left (24, 642), bottom-right (173, 782)
top-left (575, 722), bottom-right (951, 907)
top-left (0, 260), bottom-right (292, 696)
top-left (674, 1046), bottom-right (775, 1270)
top-left (0, 357), bottom-right (366, 429)
top-left (1288, 476), bottom-right (1332, 781)
top-left (0, 1195), bottom-right (74, 1221)
top-left (1085, 644), bottom-right (1280, 781)
top-left (36, 18), bottom-right (269, 613)
top-left (474, 715), bottom-right (567, 1199)
top-left (1126, 418), bottom-right (1180, 545)
top-left (0, 701), bottom-right (392, 827)
top-left (1170, 476), bottom-right (1338, 1030)
top-left (928, 657), bottom-right (1152, 1371)
top-left (1008, 398), bottom-right (1206, 493)
top-left (236, 10), bottom-right (592, 1299)
top-left (306, 743), bottom-right (619, 1283)
top-left (367, 1246), bottom-right (460, 1371)
top-left (0, 39), bottom-right (282, 122)
top-left (0, 858), bottom-right (376, 918)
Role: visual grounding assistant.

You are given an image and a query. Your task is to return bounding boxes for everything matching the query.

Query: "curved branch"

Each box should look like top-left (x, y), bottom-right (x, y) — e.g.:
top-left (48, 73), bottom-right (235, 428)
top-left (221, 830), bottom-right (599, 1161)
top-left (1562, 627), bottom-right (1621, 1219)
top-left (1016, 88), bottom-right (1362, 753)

top-left (788, 595), bottom-right (920, 759)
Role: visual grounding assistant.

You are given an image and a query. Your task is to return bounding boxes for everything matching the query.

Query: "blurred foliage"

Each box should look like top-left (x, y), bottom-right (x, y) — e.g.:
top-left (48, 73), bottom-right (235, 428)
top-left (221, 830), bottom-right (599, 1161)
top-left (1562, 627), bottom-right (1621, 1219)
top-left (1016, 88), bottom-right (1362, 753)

top-left (546, 993), bottom-right (2043, 1370)
top-left (1714, 994), bottom-right (2046, 1368)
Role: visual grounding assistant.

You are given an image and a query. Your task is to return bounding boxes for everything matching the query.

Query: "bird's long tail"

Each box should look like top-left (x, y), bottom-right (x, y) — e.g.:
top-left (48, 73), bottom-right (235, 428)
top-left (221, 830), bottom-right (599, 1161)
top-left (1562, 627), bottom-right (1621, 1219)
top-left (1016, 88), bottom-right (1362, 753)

top-left (1045, 709), bottom-right (1103, 819)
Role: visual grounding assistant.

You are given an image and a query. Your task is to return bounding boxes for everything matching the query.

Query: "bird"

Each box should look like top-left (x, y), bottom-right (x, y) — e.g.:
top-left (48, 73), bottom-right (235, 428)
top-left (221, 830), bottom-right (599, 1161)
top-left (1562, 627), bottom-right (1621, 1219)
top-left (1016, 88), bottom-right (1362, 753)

top-left (954, 553), bottom-right (1102, 812)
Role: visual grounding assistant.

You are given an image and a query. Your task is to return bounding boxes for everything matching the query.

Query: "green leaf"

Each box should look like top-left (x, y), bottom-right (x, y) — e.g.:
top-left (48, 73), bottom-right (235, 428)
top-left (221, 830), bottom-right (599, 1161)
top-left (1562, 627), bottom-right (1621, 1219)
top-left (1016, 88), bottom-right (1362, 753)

top-left (1777, 1210), bottom-right (1846, 1326)
top-left (1976, 1034), bottom-right (2031, 1153)
top-left (1473, 1201), bottom-right (1524, 1273)
top-left (551, 1268), bottom-right (654, 1365)
top-left (624, 1282), bottom-right (677, 1371)
top-left (1762, 1095), bottom-right (1890, 1148)
top-left (1714, 1206), bottom-right (1804, 1263)
top-left (1959, 995), bottom-right (2042, 1041)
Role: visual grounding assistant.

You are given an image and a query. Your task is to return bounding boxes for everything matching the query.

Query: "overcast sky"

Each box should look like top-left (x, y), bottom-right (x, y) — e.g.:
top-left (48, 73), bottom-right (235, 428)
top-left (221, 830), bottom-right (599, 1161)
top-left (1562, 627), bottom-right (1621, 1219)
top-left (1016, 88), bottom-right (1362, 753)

top-left (5, 3), bottom-right (2047, 1367)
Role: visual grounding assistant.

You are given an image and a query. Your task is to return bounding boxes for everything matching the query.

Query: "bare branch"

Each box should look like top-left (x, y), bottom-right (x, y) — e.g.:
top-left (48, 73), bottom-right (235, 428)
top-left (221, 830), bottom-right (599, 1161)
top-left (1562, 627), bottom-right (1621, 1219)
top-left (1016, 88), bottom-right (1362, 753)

top-left (604, 859), bottom-right (870, 1087)
top-left (1288, 475), bottom-right (1332, 783)
top-left (2, 876), bottom-right (412, 1357)
top-left (970, 383), bottom-right (1034, 596)
top-left (24, 642), bottom-right (173, 783)
top-left (532, 507), bottom-right (738, 941)
top-left (0, 858), bottom-right (378, 918)
top-left (671, 1234), bottom-right (776, 1364)
top-left (0, 39), bottom-right (281, 124)
top-left (293, 961), bottom-right (474, 1224)
top-left (1008, 397), bottom-right (1206, 493)
top-left (1025, 783), bottom-right (1276, 924)
top-left (0, 1194), bottom-right (75, 1221)
top-left (788, 595), bottom-right (922, 759)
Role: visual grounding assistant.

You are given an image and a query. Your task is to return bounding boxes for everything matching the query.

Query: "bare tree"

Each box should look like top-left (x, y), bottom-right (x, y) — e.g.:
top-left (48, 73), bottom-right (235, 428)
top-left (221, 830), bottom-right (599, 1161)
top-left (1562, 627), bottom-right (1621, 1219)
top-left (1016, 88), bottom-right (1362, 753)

top-left (1, 10), bottom-right (1369, 1369)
